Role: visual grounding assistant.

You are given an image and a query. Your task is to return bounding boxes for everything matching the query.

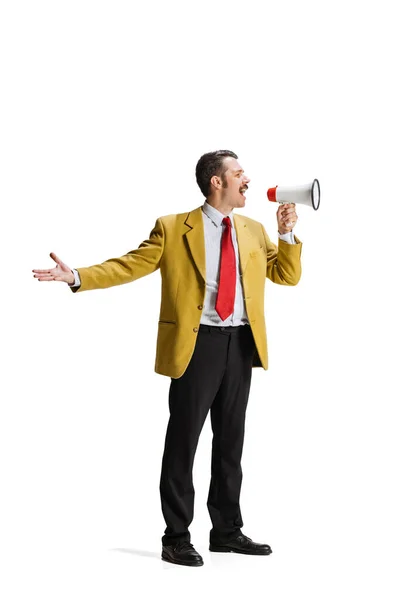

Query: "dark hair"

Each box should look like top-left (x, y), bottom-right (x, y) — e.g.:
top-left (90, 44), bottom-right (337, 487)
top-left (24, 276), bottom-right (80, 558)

top-left (195, 150), bottom-right (238, 198)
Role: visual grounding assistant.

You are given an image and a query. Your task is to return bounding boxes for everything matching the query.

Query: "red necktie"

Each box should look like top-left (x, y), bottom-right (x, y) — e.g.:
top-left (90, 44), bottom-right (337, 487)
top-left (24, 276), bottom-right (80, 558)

top-left (215, 216), bottom-right (236, 321)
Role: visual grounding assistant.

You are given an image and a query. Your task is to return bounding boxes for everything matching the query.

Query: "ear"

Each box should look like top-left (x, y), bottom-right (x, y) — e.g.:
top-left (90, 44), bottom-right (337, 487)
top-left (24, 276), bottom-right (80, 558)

top-left (210, 175), bottom-right (222, 190)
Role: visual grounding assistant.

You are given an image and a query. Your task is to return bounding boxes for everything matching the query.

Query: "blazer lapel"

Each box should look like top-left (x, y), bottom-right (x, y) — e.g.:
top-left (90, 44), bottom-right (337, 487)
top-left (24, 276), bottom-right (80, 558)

top-left (233, 213), bottom-right (256, 276)
top-left (184, 207), bottom-right (206, 283)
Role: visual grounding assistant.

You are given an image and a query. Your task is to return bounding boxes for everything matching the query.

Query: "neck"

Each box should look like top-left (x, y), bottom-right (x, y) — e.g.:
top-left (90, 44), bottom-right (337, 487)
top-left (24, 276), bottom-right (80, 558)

top-left (206, 198), bottom-right (233, 216)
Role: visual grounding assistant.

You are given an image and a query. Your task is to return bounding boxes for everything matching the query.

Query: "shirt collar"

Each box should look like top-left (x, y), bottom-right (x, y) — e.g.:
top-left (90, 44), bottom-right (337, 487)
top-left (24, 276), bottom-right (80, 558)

top-left (202, 201), bottom-right (234, 228)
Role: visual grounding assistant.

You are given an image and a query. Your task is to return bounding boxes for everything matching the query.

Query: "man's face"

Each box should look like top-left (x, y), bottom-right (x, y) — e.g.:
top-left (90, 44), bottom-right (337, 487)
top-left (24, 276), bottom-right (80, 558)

top-left (218, 157), bottom-right (251, 209)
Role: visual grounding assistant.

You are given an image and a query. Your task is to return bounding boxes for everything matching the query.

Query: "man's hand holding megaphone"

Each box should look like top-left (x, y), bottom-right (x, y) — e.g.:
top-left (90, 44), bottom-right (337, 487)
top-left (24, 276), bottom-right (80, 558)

top-left (277, 203), bottom-right (297, 235)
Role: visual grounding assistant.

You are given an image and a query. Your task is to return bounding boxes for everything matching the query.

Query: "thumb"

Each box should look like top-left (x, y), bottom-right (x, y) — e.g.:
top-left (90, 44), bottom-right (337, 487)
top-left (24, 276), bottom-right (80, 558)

top-left (50, 252), bottom-right (66, 267)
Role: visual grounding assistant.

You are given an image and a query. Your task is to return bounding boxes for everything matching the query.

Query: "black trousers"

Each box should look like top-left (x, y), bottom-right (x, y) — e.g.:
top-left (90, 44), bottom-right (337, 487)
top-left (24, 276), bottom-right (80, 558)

top-left (159, 323), bottom-right (256, 546)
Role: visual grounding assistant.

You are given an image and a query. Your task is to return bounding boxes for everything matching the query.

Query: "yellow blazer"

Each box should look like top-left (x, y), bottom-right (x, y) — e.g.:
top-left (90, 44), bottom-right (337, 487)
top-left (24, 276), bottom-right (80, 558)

top-left (71, 206), bottom-right (302, 378)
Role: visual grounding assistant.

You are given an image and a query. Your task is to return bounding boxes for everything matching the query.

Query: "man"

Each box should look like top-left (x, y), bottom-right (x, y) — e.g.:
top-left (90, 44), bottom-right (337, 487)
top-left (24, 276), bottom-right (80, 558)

top-left (32, 150), bottom-right (301, 567)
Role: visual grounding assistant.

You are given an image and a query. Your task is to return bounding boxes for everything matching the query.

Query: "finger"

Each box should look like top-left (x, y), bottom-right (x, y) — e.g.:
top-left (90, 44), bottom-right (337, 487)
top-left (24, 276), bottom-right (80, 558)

top-left (33, 269), bottom-right (56, 277)
top-left (32, 269), bottom-right (52, 273)
top-left (50, 252), bottom-right (65, 266)
top-left (33, 271), bottom-right (52, 277)
top-left (36, 276), bottom-right (56, 281)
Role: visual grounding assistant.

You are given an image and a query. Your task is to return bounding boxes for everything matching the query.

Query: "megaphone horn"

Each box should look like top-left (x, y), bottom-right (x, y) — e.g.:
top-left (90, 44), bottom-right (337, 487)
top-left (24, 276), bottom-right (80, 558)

top-left (267, 179), bottom-right (320, 210)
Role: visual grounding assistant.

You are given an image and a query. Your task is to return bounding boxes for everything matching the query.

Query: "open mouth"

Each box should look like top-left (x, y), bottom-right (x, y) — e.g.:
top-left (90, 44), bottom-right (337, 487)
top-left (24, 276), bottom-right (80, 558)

top-left (240, 186), bottom-right (248, 198)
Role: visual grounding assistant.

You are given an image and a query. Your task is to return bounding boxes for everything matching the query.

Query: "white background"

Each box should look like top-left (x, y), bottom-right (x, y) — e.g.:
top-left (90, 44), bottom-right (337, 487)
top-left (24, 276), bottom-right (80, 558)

top-left (1, 0), bottom-right (406, 598)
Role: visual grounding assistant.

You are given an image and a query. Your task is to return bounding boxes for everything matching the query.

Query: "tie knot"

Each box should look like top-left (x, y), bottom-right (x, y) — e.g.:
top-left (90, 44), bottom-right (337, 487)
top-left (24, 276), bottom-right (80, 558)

top-left (222, 216), bottom-right (231, 227)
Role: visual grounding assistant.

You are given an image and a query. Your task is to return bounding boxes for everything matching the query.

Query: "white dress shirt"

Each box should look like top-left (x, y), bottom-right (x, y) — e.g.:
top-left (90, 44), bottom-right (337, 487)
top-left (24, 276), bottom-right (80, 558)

top-left (69, 203), bottom-right (296, 326)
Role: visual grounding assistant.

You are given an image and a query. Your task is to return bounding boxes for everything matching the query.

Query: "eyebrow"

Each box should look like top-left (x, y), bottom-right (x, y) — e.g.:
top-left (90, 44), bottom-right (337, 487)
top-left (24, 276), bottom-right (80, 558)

top-left (232, 169), bottom-right (244, 174)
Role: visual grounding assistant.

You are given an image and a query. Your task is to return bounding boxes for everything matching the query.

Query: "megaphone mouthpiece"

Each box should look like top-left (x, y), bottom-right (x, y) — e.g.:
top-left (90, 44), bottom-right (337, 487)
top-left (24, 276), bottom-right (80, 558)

top-left (267, 187), bottom-right (278, 203)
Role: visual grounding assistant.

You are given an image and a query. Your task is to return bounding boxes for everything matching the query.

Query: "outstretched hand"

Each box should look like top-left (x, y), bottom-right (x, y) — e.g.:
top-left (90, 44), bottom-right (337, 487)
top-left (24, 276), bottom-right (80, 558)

top-left (32, 252), bottom-right (75, 285)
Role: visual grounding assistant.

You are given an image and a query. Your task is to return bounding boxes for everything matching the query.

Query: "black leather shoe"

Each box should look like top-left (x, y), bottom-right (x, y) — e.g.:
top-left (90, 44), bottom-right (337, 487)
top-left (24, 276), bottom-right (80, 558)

top-left (209, 534), bottom-right (272, 555)
top-left (162, 541), bottom-right (204, 567)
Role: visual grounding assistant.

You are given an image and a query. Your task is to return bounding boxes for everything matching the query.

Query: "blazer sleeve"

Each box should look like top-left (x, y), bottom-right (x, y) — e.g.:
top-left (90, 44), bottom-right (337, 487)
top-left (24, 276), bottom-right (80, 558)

top-left (261, 223), bottom-right (302, 285)
top-left (70, 217), bottom-right (164, 293)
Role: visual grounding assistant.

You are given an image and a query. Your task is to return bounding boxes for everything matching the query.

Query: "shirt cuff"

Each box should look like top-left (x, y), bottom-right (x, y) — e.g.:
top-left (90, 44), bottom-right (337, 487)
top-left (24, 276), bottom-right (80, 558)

top-left (278, 231), bottom-right (295, 244)
top-left (68, 268), bottom-right (81, 287)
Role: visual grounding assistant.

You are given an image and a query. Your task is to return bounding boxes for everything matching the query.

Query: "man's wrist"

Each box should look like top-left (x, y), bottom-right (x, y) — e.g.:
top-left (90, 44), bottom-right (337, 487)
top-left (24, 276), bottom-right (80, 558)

top-left (278, 230), bottom-right (295, 245)
top-left (68, 268), bottom-right (81, 287)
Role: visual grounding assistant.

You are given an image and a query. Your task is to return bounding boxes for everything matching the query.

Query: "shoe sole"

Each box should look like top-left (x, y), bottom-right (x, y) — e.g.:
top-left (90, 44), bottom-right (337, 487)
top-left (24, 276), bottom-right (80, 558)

top-left (209, 545), bottom-right (272, 555)
top-left (161, 553), bottom-right (203, 567)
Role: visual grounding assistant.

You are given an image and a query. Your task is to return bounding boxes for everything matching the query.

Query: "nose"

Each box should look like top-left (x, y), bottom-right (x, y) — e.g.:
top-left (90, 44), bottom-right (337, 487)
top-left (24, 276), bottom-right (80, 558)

top-left (245, 175), bottom-right (251, 184)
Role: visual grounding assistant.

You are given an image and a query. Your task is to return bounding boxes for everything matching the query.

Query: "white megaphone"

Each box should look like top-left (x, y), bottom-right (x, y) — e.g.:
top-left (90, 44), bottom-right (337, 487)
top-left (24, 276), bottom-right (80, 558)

top-left (267, 179), bottom-right (320, 210)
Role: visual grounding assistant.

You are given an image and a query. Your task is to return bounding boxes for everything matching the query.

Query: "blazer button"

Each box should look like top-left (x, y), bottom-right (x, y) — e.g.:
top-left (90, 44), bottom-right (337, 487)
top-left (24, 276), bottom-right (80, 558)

top-left (193, 327), bottom-right (199, 333)
top-left (198, 305), bottom-right (203, 310)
